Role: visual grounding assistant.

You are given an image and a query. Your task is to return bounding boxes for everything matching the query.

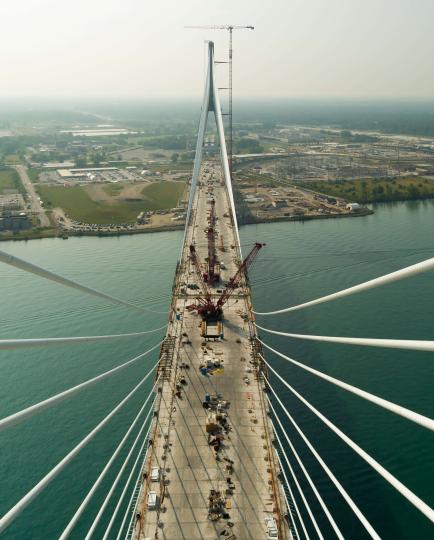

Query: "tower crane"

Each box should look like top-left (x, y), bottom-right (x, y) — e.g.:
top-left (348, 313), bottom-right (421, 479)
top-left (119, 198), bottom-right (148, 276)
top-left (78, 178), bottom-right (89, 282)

top-left (185, 25), bottom-right (254, 178)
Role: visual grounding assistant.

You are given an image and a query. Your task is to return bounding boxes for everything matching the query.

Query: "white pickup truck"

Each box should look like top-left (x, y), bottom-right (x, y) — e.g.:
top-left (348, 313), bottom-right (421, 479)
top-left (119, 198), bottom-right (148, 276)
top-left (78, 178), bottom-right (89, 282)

top-left (265, 516), bottom-right (278, 539)
top-left (151, 467), bottom-right (160, 482)
top-left (147, 491), bottom-right (157, 510)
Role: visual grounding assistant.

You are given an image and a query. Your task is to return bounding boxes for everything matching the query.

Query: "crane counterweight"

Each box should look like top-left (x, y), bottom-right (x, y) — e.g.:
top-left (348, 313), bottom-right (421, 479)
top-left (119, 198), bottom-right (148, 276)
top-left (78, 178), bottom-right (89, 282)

top-left (187, 242), bottom-right (265, 323)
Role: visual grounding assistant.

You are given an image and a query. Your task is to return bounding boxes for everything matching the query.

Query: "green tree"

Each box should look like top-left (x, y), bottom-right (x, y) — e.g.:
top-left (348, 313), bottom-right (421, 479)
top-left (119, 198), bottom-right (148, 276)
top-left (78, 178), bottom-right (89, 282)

top-left (76, 156), bottom-right (87, 167)
top-left (408, 185), bottom-right (420, 199)
top-left (360, 181), bottom-right (368, 202)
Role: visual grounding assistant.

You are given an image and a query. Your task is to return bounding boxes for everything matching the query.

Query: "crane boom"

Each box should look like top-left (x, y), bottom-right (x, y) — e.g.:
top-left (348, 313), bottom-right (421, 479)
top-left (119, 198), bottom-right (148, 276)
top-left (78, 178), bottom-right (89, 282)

top-left (205, 199), bottom-right (219, 283)
top-left (187, 243), bottom-right (264, 321)
top-left (217, 243), bottom-right (264, 309)
top-left (188, 244), bottom-right (212, 305)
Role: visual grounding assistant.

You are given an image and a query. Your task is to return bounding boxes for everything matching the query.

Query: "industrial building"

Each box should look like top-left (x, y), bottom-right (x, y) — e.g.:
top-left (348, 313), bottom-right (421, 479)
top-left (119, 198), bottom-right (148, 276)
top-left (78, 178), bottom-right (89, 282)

top-left (0, 194), bottom-right (25, 211)
top-left (56, 167), bottom-right (119, 179)
top-left (0, 211), bottom-right (31, 231)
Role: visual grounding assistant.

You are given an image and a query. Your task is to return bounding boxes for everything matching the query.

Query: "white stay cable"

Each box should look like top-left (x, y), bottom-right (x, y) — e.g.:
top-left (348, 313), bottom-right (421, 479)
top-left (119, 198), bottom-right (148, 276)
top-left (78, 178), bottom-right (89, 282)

top-left (268, 399), bottom-right (344, 540)
top-left (85, 396), bottom-right (156, 540)
top-left (273, 440), bottom-right (300, 540)
top-left (267, 379), bottom-right (381, 540)
top-left (102, 419), bottom-right (153, 540)
top-left (209, 42), bottom-right (241, 248)
top-left (271, 421), bottom-right (307, 540)
top-left (60, 381), bottom-right (158, 539)
top-left (0, 364), bottom-right (158, 535)
top-left (115, 427), bottom-right (156, 540)
top-left (259, 338), bottom-right (434, 432)
top-left (256, 323), bottom-right (434, 353)
top-left (115, 466), bottom-right (143, 540)
top-left (180, 39), bottom-right (211, 254)
top-left (0, 249), bottom-right (162, 314)
top-left (0, 325), bottom-right (167, 351)
top-left (262, 357), bottom-right (434, 524)
top-left (271, 417), bottom-right (318, 539)
top-left (253, 257), bottom-right (434, 316)
top-left (0, 341), bottom-right (161, 433)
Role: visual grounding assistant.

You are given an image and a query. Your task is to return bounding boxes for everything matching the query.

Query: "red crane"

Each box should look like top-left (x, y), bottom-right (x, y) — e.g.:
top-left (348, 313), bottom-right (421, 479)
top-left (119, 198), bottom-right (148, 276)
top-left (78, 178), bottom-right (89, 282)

top-left (204, 199), bottom-right (220, 283)
top-left (187, 242), bottom-right (264, 320)
top-left (188, 244), bottom-right (213, 313)
top-left (216, 242), bottom-right (264, 309)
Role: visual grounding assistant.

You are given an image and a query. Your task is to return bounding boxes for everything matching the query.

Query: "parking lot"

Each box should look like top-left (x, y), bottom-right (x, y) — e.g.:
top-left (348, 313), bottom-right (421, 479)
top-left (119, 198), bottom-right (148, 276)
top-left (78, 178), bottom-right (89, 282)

top-left (38, 167), bottom-right (149, 185)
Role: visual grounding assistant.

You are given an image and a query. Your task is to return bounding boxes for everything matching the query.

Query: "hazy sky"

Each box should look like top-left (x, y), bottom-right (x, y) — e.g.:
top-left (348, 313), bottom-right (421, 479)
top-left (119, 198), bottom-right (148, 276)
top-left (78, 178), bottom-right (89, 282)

top-left (1, 0), bottom-right (433, 100)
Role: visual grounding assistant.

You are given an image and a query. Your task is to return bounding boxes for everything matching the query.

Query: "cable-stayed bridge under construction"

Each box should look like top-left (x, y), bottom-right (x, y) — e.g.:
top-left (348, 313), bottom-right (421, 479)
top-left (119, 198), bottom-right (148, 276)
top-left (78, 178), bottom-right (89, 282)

top-left (0, 41), bottom-right (433, 540)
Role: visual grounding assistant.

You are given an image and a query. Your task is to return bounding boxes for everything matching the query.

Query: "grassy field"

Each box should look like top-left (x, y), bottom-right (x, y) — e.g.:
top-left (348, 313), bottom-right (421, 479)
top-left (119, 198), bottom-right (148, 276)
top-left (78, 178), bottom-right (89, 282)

top-left (0, 168), bottom-right (20, 193)
top-left (0, 225), bottom-right (57, 241)
top-left (147, 162), bottom-right (193, 173)
top-left (27, 168), bottom-right (42, 183)
top-left (3, 154), bottom-right (20, 165)
top-left (37, 181), bottom-right (185, 224)
top-left (102, 183), bottom-right (124, 196)
top-left (302, 177), bottom-right (434, 203)
top-left (142, 181), bottom-right (185, 208)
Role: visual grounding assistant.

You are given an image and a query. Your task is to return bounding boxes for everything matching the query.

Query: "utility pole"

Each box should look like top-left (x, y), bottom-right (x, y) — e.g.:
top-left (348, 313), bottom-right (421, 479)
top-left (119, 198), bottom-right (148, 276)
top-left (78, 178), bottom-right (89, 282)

top-left (185, 25), bottom-right (254, 179)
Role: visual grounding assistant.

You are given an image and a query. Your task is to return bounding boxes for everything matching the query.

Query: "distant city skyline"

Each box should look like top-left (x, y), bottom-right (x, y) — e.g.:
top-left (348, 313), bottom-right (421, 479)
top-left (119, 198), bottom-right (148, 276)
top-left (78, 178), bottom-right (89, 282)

top-left (1, 0), bottom-right (433, 100)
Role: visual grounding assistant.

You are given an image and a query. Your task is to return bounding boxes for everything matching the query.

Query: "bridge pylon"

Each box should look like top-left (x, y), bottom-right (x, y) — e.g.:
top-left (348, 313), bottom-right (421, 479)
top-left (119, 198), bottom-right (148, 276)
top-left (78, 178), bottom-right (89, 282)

top-left (184, 41), bottom-right (240, 250)
top-left (131, 42), bottom-right (292, 540)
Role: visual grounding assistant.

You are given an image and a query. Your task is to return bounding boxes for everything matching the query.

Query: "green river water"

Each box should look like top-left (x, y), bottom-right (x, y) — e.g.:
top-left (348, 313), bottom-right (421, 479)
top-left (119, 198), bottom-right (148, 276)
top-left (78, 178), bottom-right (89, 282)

top-left (0, 200), bottom-right (433, 539)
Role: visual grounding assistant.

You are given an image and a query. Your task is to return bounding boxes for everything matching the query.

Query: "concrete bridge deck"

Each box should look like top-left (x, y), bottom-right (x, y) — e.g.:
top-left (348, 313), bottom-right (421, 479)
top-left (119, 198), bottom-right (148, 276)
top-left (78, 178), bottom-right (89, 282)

top-left (132, 160), bottom-right (291, 540)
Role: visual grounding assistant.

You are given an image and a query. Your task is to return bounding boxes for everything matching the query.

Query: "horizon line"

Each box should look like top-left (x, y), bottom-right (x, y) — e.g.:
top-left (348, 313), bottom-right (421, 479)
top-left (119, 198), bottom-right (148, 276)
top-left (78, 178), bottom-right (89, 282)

top-left (0, 95), bottom-right (434, 104)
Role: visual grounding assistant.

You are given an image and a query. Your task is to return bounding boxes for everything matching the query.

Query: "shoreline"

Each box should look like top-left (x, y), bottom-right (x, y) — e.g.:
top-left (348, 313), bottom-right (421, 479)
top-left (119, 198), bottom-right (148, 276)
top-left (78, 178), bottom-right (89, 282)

top-left (0, 224), bottom-right (185, 242)
top-left (237, 207), bottom-right (374, 226)
top-left (0, 207), bottom-right (374, 242)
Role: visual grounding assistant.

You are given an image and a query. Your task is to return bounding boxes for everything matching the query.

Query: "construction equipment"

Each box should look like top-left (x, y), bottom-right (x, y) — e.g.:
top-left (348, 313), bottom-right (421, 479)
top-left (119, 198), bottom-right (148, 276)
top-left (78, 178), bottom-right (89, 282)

top-left (188, 244), bottom-right (215, 318)
top-left (185, 25), bottom-right (254, 178)
top-left (187, 242), bottom-right (264, 321)
top-left (216, 242), bottom-right (264, 310)
top-left (204, 199), bottom-right (220, 283)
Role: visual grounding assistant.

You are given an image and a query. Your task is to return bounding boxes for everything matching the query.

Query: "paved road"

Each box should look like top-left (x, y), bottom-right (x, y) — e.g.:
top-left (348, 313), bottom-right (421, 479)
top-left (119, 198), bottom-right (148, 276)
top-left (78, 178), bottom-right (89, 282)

top-left (15, 165), bottom-right (50, 228)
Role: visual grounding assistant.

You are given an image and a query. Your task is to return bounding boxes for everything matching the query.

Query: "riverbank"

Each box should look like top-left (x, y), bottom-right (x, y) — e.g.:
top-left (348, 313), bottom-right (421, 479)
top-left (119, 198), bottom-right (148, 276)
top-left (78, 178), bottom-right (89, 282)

top-left (0, 224), bottom-right (185, 242)
top-left (299, 177), bottom-right (434, 204)
top-left (0, 206), bottom-right (374, 242)
top-left (238, 206), bottom-right (374, 226)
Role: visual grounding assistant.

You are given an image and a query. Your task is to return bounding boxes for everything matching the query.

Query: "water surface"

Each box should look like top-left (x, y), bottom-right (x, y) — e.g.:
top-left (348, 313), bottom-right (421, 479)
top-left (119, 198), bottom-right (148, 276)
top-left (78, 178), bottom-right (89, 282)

top-left (0, 201), bottom-right (433, 539)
